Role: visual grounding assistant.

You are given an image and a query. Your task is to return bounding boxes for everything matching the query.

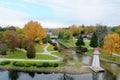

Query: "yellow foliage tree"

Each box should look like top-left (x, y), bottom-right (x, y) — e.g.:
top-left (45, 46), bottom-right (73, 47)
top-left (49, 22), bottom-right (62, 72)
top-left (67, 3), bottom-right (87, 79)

top-left (103, 33), bottom-right (120, 56)
top-left (68, 25), bottom-right (77, 34)
top-left (23, 21), bottom-right (46, 41)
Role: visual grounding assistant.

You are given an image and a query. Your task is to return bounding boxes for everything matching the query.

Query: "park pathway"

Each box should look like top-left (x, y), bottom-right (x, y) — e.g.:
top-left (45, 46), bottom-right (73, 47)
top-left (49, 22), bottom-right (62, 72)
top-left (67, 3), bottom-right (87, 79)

top-left (0, 43), bottom-right (63, 62)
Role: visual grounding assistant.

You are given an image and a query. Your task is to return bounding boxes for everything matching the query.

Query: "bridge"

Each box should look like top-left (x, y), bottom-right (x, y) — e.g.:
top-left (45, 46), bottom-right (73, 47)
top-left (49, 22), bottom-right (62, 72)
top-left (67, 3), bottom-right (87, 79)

top-left (50, 36), bottom-right (58, 39)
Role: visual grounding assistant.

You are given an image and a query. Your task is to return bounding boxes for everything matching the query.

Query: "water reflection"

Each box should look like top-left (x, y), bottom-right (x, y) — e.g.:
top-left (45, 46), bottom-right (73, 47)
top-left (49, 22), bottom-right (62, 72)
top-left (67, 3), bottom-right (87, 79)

top-left (92, 72), bottom-right (99, 80)
top-left (9, 70), bottom-right (19, 80)
top-left (28, 72), bottom-right (35, 78)
top-left (104, 70), bottom-right (117, 80)
top-left (60, 73), bottom-right (74, 80)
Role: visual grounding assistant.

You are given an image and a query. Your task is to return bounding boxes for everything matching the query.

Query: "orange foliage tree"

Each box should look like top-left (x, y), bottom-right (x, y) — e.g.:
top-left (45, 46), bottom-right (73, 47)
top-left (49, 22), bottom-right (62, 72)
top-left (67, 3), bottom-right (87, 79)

top-left (23, 21), bottom-right (46, 41)
top-left (103, 33), bottom-right (120, 56)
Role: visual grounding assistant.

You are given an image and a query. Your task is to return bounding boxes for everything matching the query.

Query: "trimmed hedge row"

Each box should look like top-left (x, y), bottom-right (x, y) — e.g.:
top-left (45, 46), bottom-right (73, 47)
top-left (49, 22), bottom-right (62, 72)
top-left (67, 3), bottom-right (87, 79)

top-left (0, 60), bottom-right (60, 68)
top-left (0, 60), bottom-right (10, 65)
top-left (13, 61), bottom-right (59, 68)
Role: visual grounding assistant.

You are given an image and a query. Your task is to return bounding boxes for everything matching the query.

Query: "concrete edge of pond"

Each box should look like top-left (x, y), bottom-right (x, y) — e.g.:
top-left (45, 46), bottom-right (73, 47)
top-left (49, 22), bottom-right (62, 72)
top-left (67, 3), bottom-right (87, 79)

top-left (0, 65), bottom-right (93, 74)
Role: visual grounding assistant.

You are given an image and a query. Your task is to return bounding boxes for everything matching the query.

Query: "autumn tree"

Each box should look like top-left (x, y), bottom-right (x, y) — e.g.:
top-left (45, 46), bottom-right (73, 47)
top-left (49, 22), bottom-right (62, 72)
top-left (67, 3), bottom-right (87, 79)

top-left (63, 30), bottom-right (72, 40)
top-left (113, 26), bottom-right (120, 34)
top-left (103, 33), bottom-right (120, 56)
top-left (84, 26), bottom-right (96, 34)
top-left (16, 34), bottom-right (25, 49)
top-left (23, 21), bottom-right (46, 42)
top-left (7, 34), bottom-right (17, 53)
top-left (89, 32), bottom-right (98, 48)
top-left (3, 30), bottom-right (15, 41)
top-left (22, 37), bottom-right (32, 50)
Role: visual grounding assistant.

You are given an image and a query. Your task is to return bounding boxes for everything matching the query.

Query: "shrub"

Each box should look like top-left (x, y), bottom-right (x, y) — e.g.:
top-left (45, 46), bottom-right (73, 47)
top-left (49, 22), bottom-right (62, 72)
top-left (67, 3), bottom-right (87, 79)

top-left (42, 62), bottom-right (49, 67)
top-left (27, 43), bottom-right (36, 58)
top-left (58, 47), bottom-right (63, 52)
top-left (36, 63), bottom-right (42, 67)
top-left (0, 60), bottom-right (10, 65)
top-left (42, 38), bottom-right (48, 44)
top-left (24, 63), bottom-right (32, 67)
top-left (53, 63), bottom-right (58, 67)
top-left (48, 39), bottom-right (53, 44)
top-left (76, 47), bottom-right (88, 54)
top-left (13, 61), bottom-right (24, 67)
top-left (0, 43), bottom-right (8, 55)
top-left (53, 43), bottom-right (58, 50)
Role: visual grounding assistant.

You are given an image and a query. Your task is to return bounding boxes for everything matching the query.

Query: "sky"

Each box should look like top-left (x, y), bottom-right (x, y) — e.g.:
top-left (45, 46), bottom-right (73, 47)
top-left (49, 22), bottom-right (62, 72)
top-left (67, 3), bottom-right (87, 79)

top-left (0, 0), bottom-right (120, 28)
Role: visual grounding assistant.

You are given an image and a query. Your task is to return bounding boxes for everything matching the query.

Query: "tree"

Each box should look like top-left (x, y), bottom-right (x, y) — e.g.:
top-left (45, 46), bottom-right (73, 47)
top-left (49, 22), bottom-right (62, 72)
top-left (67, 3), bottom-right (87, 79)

top-left (16, 34), bottom-right (25, 49)
top-left (103, 33), bottom-right (120, 56)
top-left (0, 43), bottom-right (8, 55)
top-left (63, 30), bottom-right (72, 40)
top-left (95, 24), bottom-right (108, 47)
top-left (7, 34), bottom-right (17, 53)
top-left (89, 32), bottom-right (98, 48)
top-left (75, 35), bottom-right (85, 47)
top-left (9, 70), bottom-right (19, 80)
top-left (23, 21), bottom-right (46, 41)
top-left (114, 26), bottom-right (120, 34)
top-left (22, 37), bottom-right (32, 50)
top-left (3, 30), bottom-right (15, 41)
top-left (27, 43), bottom-right (36, 58)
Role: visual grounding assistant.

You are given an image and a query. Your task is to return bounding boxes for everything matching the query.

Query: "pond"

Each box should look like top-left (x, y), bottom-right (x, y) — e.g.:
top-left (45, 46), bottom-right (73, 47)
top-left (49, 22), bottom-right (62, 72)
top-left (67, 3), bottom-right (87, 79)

top-left (0, 69), bottom-right (119, 80)
top-left (0, 54), bottom-right (120, 80)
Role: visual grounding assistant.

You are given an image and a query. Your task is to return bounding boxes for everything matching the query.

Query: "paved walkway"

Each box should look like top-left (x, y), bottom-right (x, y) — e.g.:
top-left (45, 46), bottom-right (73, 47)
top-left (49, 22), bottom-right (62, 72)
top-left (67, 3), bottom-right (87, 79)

top-left (0, 43), bottom-right (63, 62)
top-left (112, 53), bottom-right (120, 57)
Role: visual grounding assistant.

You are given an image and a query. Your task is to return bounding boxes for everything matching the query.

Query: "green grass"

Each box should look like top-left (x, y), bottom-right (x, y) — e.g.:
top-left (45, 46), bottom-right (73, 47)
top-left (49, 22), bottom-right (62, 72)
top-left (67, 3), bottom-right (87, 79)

top-left (58, 39), bottom-right (76, 47)
top-left (7, 50), bottom-right (26, 59)
top-left (83, 41), bottom-right (90, 48)
top-left (35, 44), bottom-right (46, 53)
top-left (7, 50), bottom-right (57, 60)
top-left (58, 39), bottom-right (90, 48)
top-left (47, 44), bottom-right (54, 51)
top-left (51, 52), bottom-right (64, 58)
top-left (86, 49), bottom-right (120, 63)
top-left (74, 61), bottom-right (81, 67)
top-left (35, 54), bottom-right (57, 60)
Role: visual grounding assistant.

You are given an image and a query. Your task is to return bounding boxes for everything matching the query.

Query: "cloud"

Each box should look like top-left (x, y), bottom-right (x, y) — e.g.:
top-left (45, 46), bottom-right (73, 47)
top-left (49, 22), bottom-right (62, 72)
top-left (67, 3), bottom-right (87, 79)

top-left (40, 20), bottom-right (69, 28)
top-left (0, 7), bottom-right (30, 27)
top-left (24, 0), bottom-right (120, 26)
top-left (1, 0), bottom-right (120, 28)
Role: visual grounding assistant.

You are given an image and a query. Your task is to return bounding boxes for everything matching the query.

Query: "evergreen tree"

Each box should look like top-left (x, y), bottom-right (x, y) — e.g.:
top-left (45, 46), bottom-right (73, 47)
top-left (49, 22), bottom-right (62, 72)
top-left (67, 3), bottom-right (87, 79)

top-left (89, 32), bottom-right (98, 48)
top-left (75, 35), bottom-right (85, 47)
top-left (95, 25), bottom-right (108, 47)
top-left (27, 43), bottom-right (36, 58)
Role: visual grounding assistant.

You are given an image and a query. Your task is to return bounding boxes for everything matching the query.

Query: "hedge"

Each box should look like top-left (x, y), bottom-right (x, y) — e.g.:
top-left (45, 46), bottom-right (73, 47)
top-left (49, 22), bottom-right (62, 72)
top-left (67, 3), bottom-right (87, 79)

top-left (0, 61), bottom-right (10, 65)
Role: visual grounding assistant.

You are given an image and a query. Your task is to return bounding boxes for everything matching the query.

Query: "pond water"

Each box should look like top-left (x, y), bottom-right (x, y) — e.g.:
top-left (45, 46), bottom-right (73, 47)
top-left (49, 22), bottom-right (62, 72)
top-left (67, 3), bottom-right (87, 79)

top-left (0, 55), bottom-right (120, 80)
top-left (0, 70), bottom-right (112, 80)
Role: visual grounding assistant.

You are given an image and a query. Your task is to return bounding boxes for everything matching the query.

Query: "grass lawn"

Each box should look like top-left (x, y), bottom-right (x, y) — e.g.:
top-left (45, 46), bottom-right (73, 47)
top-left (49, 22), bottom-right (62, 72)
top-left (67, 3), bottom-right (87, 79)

top-left (51, 52), bottom-right (64, 58)
top-left (35, 44), bottom-right (47, 53)
top-left (58, 39), bottom-right (76, 47)
top-left (47, 44), bottom-right (54, 51)
top-left (7, 50), bottom-right (26, 59)
top-left (7, 50), bottom-right (57, 60)
top-left (35, 54), bottom-right (57, 60)
top-left (86, 49), bottom-right (120, 63)
top-left (83, 41), bottom-right (90, 48)
top-left (58, 39), bottom-right (90, 48)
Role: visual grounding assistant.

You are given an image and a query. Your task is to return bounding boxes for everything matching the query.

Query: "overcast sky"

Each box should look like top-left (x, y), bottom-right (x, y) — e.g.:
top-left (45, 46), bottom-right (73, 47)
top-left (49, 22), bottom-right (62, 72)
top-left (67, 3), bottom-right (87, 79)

top-left (0, 0), bottom-right (120, 28)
